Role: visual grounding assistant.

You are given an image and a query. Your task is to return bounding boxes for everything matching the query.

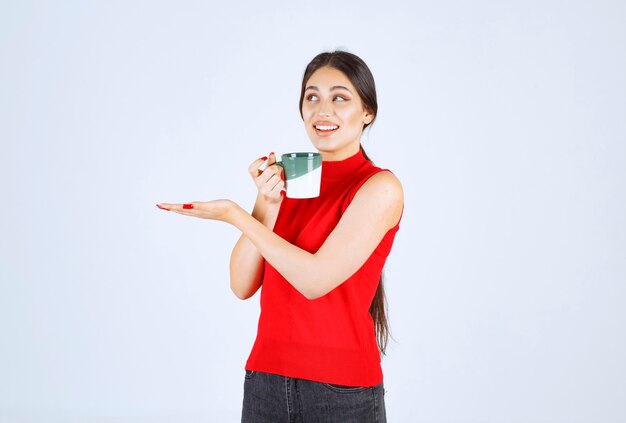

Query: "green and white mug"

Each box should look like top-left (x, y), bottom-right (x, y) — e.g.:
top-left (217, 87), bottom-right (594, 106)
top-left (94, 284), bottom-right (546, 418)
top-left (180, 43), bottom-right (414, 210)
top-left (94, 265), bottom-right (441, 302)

top-left (274, 152), bottom-right (322, 198)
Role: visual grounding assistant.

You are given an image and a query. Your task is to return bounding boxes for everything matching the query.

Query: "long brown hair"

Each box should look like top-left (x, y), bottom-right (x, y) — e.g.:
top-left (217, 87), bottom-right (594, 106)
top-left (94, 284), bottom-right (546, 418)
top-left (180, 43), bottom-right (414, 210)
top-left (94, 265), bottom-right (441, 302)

top-left (298, 50), bottom-right (392, 357)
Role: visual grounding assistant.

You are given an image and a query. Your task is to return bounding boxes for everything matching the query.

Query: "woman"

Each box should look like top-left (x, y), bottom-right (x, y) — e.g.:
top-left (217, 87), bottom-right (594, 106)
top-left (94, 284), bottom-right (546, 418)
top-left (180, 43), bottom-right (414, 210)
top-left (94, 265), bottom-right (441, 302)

top-left (157, 50), bottom-right (403, 422)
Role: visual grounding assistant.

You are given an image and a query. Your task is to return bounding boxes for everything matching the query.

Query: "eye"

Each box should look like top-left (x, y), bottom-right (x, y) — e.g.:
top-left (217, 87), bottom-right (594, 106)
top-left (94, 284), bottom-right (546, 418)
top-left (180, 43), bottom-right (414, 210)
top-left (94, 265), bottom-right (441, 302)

top-left (306, 94), bottom-right (349, 102)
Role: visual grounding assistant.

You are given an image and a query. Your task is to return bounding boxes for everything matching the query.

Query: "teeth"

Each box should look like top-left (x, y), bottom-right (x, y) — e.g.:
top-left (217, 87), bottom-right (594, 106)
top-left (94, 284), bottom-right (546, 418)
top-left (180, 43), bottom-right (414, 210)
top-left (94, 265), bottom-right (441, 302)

top-left (315, 125), bottom-right (338, 131)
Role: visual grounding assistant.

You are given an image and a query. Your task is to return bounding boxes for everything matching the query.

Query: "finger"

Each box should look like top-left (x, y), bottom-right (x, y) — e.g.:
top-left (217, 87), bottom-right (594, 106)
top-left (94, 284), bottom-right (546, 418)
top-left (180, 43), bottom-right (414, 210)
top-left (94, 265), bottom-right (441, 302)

top-left (248, 155), bottom-right (269, 177)
top-left (171, 209), bottom-right (196, 217)
top-left (258, 164), bottom-right (282, 185)
top-left (165, 205), bottom-right (202, 218)
top-left (269, 179), bottom-right (285, 197)
top-left (265, 173), bottom-right (282, 191)
top-left (158, 203), bottom-right (176, 211)
top-left (272, 179), bottom-right (285, 192)
top-left (159, 202), bottom-right (196, 212)
top-left (255, 152), bottom-right (277, 181)
top-left (267, 151), bottom-right (277, 166)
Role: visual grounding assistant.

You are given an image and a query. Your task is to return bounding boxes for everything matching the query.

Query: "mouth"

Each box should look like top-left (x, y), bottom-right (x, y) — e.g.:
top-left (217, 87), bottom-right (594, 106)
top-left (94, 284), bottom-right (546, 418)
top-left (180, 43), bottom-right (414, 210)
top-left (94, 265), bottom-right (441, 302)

top-left (313, 123), bottom-right (339, 136)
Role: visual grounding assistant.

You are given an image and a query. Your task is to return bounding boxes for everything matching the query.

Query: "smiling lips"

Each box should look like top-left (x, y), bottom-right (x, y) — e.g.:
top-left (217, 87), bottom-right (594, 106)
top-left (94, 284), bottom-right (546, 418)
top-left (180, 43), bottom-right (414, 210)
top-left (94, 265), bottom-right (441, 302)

top-left (313, 121), bottom-right (339, 136)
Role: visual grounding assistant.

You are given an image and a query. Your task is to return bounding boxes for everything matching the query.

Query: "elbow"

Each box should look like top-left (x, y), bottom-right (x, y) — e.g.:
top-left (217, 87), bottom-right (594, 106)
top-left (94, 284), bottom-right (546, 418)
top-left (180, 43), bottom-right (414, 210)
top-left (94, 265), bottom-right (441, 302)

top-left (230, 277), bottom-right (254, 300)
top-left (300, 278), bottom-right (334, 301)
top-left (229, 259), bottom-right (260, 300)
top-left (297, 272), bottom-right (321, 300)
top-left (303, 291), bottom-right (319, 301)
top-left (230, 281), bottom-right (245, 300)
top-left (305, 293), bottom-right (324, 301)
top-left (231, 286), bottom-right (247, 300)
top-left (296, 278), bottom-right (321, 300)
top-left (302, 287), bottom-right (330, 301)
top-left (298, 264), bottom-right (335, 300)
top-left (231, 285), bottom-right (253, 301)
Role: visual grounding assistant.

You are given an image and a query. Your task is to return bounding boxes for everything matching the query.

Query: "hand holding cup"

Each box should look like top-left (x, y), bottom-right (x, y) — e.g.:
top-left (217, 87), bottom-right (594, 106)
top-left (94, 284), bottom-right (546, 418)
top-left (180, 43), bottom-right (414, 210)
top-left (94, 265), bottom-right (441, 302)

top-left (249, 152), bottom-right (285, 204)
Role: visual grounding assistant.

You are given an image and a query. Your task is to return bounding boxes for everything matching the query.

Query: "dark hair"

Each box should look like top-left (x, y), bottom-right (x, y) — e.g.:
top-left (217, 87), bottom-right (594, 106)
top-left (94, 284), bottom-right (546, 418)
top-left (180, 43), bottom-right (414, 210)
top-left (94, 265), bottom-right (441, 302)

top-left (298, 50), bottom-right (391, 358)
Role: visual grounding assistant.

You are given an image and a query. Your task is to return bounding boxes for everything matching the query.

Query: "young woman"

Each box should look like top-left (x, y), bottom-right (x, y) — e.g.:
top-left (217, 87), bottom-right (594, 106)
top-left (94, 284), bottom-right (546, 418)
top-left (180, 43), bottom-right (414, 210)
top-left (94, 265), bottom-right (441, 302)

top-left (157, 50), bottom-right (404, 422)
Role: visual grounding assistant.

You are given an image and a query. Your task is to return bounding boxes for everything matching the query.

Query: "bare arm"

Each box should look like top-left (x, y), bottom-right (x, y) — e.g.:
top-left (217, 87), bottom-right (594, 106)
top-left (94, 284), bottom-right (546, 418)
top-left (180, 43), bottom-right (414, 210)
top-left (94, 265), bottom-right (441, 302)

top-left (227, 171), bottom-right (403, 299)
top-left (162, 170), bottom-right (404, 300)
top-left (229, 152), bottom-right (284, 300)
top-left (229, 194), bottom-right (280, 300)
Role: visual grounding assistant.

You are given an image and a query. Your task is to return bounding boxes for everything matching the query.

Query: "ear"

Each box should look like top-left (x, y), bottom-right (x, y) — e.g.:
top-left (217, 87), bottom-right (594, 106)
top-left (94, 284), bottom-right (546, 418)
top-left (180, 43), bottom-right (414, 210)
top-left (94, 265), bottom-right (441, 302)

top-left (364, 111), bottom-right (374, 125)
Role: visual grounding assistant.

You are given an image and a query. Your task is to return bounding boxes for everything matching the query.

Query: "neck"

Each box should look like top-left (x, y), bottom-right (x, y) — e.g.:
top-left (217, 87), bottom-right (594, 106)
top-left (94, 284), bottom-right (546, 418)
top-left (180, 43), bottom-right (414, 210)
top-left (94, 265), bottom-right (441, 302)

top-left (321, 146), bottom-right (371, 180)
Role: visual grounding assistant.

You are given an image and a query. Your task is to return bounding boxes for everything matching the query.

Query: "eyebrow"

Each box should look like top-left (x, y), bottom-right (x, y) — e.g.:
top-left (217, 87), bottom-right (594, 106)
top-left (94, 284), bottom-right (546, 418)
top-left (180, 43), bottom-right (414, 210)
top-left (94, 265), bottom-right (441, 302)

top-left (305, 85), bottom-right (353, 94)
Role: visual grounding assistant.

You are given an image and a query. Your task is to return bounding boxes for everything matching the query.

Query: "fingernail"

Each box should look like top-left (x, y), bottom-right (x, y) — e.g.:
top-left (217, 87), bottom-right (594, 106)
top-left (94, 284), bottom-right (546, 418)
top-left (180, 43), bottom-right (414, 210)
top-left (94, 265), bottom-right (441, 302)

top-left (156, 204), bottom-right (170, 211)
top-left (261, 156), bottom-right (268, 161)
top-left (270, 152), bottom-right (275, 156)
top-left (182, 204), bottom-right (194, 209)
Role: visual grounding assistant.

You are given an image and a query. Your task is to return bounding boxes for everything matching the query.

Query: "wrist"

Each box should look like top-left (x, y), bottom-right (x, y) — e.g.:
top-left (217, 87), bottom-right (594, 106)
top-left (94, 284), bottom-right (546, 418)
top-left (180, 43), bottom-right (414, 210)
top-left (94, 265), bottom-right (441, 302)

top-left (256, 192), bottom-right (282, 207)
top-left (253, 194), bottom-right (281, 218)
top-left (226, 202), bottom-right (246, 228)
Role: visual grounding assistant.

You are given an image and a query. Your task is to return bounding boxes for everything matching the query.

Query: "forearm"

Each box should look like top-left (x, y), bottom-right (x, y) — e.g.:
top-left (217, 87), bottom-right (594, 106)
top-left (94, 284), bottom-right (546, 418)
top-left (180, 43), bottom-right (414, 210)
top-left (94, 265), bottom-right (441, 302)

top-left (229, 195), bottom-right (281, 299)
top-left (162, 170), bottom-right (402, 301)
top-left (228, 203), bottom-right (321, 300)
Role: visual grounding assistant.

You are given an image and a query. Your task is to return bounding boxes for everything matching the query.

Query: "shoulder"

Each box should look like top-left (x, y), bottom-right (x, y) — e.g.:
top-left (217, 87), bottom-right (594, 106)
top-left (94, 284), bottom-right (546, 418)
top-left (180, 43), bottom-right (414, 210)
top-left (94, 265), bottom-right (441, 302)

top-left (350, 170), bottom-right (404, 229)
top-left (356, 170), bottom-right (403, 202)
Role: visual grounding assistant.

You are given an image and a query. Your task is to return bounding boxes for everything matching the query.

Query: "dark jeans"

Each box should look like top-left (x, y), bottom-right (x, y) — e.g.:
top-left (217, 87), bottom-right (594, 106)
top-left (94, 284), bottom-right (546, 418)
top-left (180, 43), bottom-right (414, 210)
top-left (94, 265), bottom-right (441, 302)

top-left (241, 370), bottom-right (387, 423)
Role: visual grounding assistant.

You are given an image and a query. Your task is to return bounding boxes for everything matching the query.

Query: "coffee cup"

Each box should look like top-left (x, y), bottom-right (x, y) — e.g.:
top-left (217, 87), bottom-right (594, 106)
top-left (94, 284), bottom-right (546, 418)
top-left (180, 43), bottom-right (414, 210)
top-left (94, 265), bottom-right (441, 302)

top-left (274, 152), bottom-right (322, 198)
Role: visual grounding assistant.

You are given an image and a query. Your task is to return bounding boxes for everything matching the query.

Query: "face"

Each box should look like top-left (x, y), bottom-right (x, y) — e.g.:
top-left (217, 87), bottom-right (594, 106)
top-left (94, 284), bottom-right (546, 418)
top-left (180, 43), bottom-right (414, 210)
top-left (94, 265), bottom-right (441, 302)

top-left (301, 66), bottom-right (374, 161)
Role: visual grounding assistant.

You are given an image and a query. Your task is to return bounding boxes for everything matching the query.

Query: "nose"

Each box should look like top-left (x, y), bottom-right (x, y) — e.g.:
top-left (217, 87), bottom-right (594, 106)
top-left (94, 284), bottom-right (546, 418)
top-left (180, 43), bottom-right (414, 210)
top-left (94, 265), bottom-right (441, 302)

top-left (317, 99), bottom-right (333, 117)
top-left (317, 105), bottom-right (333, 117)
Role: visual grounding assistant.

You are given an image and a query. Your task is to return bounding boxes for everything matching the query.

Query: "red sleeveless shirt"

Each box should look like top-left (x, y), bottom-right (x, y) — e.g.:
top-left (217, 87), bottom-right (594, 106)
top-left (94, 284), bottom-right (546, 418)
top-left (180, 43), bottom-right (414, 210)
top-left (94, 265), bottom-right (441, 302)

top-left (245, 148), bottom-right (403, 386)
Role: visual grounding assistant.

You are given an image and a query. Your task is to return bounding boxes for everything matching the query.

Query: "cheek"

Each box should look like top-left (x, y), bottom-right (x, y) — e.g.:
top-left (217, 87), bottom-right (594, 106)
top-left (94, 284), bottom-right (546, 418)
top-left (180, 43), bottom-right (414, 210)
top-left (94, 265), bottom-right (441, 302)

top-left (340, 110), bottom-right (363, 127)
top-left (301, 107), bottom-right (314, 122)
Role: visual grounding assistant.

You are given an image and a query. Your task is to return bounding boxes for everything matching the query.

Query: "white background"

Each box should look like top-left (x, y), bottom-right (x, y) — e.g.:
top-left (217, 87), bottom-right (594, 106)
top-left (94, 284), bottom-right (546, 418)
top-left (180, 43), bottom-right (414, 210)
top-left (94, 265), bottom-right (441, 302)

top-left (1, 1), bottom-right (625, 422)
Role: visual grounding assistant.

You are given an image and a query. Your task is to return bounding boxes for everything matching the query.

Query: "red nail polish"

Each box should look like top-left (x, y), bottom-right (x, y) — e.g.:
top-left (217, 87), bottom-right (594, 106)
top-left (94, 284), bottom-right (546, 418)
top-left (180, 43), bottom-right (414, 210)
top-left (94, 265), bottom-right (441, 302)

top-left (182, 203), bottom-right (194, 209)
top-left (156, 204), bottom-right (170, 211)
top-left (270, 152), bottom-right (275, 156)
top-left (261, 156), bottom-right (268, 161)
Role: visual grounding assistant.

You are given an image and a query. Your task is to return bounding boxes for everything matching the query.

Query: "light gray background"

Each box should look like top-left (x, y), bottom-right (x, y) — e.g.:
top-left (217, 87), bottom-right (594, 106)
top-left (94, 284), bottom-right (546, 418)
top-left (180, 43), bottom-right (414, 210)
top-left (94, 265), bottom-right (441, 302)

top-left (1, 1), bottom-right (625, 422)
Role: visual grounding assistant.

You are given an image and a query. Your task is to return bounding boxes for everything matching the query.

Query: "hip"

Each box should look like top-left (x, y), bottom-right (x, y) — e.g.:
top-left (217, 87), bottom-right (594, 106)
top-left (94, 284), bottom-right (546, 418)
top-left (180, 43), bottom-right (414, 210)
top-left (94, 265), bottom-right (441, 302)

top-left (241, 370), bottom-right (387, 423)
